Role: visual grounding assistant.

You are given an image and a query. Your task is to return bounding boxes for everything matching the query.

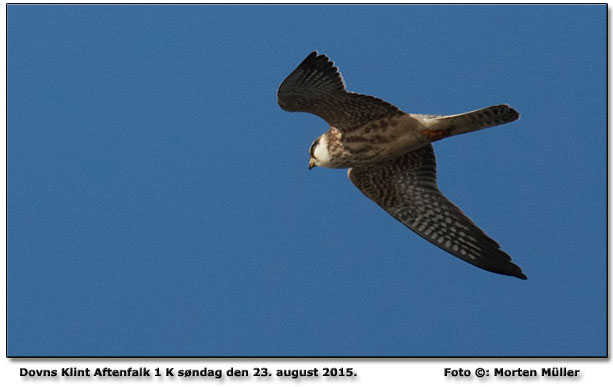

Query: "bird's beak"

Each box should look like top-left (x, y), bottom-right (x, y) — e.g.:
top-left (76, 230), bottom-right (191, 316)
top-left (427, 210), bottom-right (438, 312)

top-left (309, 159), bottom-right (316, 170)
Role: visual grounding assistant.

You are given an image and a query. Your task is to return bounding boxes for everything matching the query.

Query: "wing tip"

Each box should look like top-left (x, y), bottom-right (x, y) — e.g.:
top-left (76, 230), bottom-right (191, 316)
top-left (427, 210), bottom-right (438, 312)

top-left (500, 104), bottom-right (520, 123)
top-left (499, 262), bottom-right (527, 280)
top-left (300, 50), bottom-right (339, 76)
top-left (277, 50), bottom-right (346, 111)
top-left (298, 50), bottom-right (319, 66)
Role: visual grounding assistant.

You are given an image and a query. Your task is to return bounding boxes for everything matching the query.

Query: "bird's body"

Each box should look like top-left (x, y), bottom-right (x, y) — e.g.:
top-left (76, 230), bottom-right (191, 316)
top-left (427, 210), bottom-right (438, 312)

top-left (309, 106), bottom-right (518, 169)
top-left (309, 115), bottom-right (426, 169)
top-left (278, 51), bottom-right (526, 279)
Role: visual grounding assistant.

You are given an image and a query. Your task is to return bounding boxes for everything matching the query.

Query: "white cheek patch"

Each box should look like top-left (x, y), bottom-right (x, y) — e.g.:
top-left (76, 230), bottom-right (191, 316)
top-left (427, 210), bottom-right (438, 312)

top-left (313, 135), bottom-right (331, 163)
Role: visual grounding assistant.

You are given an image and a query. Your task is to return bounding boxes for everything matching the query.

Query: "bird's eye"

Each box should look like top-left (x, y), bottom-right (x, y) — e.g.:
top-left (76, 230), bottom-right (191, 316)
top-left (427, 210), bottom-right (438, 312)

top-left (310, 139), bottom-right (320, 156)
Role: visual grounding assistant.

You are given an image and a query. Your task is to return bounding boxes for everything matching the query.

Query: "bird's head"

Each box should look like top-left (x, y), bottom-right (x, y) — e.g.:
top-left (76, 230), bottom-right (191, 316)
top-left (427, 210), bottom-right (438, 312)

top-left (309, 134), bottom-right (332, 169)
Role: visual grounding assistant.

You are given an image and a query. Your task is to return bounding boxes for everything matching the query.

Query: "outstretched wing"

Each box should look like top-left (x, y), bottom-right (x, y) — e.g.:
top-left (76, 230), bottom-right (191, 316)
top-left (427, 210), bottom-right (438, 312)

top-left (278, 51), bottom-right (404, 132)
top-left (348, 145), bottom-right (527, 279)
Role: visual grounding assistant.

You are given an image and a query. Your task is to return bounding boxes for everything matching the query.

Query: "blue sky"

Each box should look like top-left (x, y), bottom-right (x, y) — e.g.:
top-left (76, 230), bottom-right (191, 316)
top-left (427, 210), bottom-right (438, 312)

top-left (7, 4), bottom-right (606, 356)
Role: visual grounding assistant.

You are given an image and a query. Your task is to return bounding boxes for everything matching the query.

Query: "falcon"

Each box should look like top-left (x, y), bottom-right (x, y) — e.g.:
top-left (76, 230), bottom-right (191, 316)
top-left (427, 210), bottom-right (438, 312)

top-left (277, 51), bottom-right (526, 279)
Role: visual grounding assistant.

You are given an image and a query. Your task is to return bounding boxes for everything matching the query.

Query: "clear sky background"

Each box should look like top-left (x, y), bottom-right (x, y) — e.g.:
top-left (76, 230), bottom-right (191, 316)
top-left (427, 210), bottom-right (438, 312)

top-left (7, 4), bottom-right (606, 357)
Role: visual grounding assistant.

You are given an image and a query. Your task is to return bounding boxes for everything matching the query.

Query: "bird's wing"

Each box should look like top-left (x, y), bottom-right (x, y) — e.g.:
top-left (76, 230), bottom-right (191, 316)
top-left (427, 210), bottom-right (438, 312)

top-left (278, 51), bottom-right (404, 133)
top-left (348, 145), bottom-right (527, 279)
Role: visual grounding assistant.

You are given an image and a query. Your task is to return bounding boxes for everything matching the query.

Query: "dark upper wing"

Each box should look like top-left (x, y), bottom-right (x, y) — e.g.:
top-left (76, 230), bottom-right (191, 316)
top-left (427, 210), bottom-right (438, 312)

top-left (348, 145), bottom-right (527, 279)
top-left (277, 51), bottom-right (404, 132)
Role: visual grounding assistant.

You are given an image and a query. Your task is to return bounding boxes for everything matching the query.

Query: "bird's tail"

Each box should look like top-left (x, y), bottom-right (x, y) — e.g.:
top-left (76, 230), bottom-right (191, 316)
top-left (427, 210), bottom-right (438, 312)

top-left (419, 104), bottom-right (519, 141)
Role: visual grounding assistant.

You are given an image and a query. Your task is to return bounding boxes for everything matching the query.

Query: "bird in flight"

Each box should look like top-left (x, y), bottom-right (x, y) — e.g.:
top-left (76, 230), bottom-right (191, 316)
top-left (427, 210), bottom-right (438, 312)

top-left (277, 51), bottom-right (526, 279)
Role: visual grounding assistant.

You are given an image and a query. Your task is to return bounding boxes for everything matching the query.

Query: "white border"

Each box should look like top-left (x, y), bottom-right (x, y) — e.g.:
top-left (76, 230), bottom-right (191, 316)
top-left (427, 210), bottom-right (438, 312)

top-left (1, 2), bottom-right (609, 386)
